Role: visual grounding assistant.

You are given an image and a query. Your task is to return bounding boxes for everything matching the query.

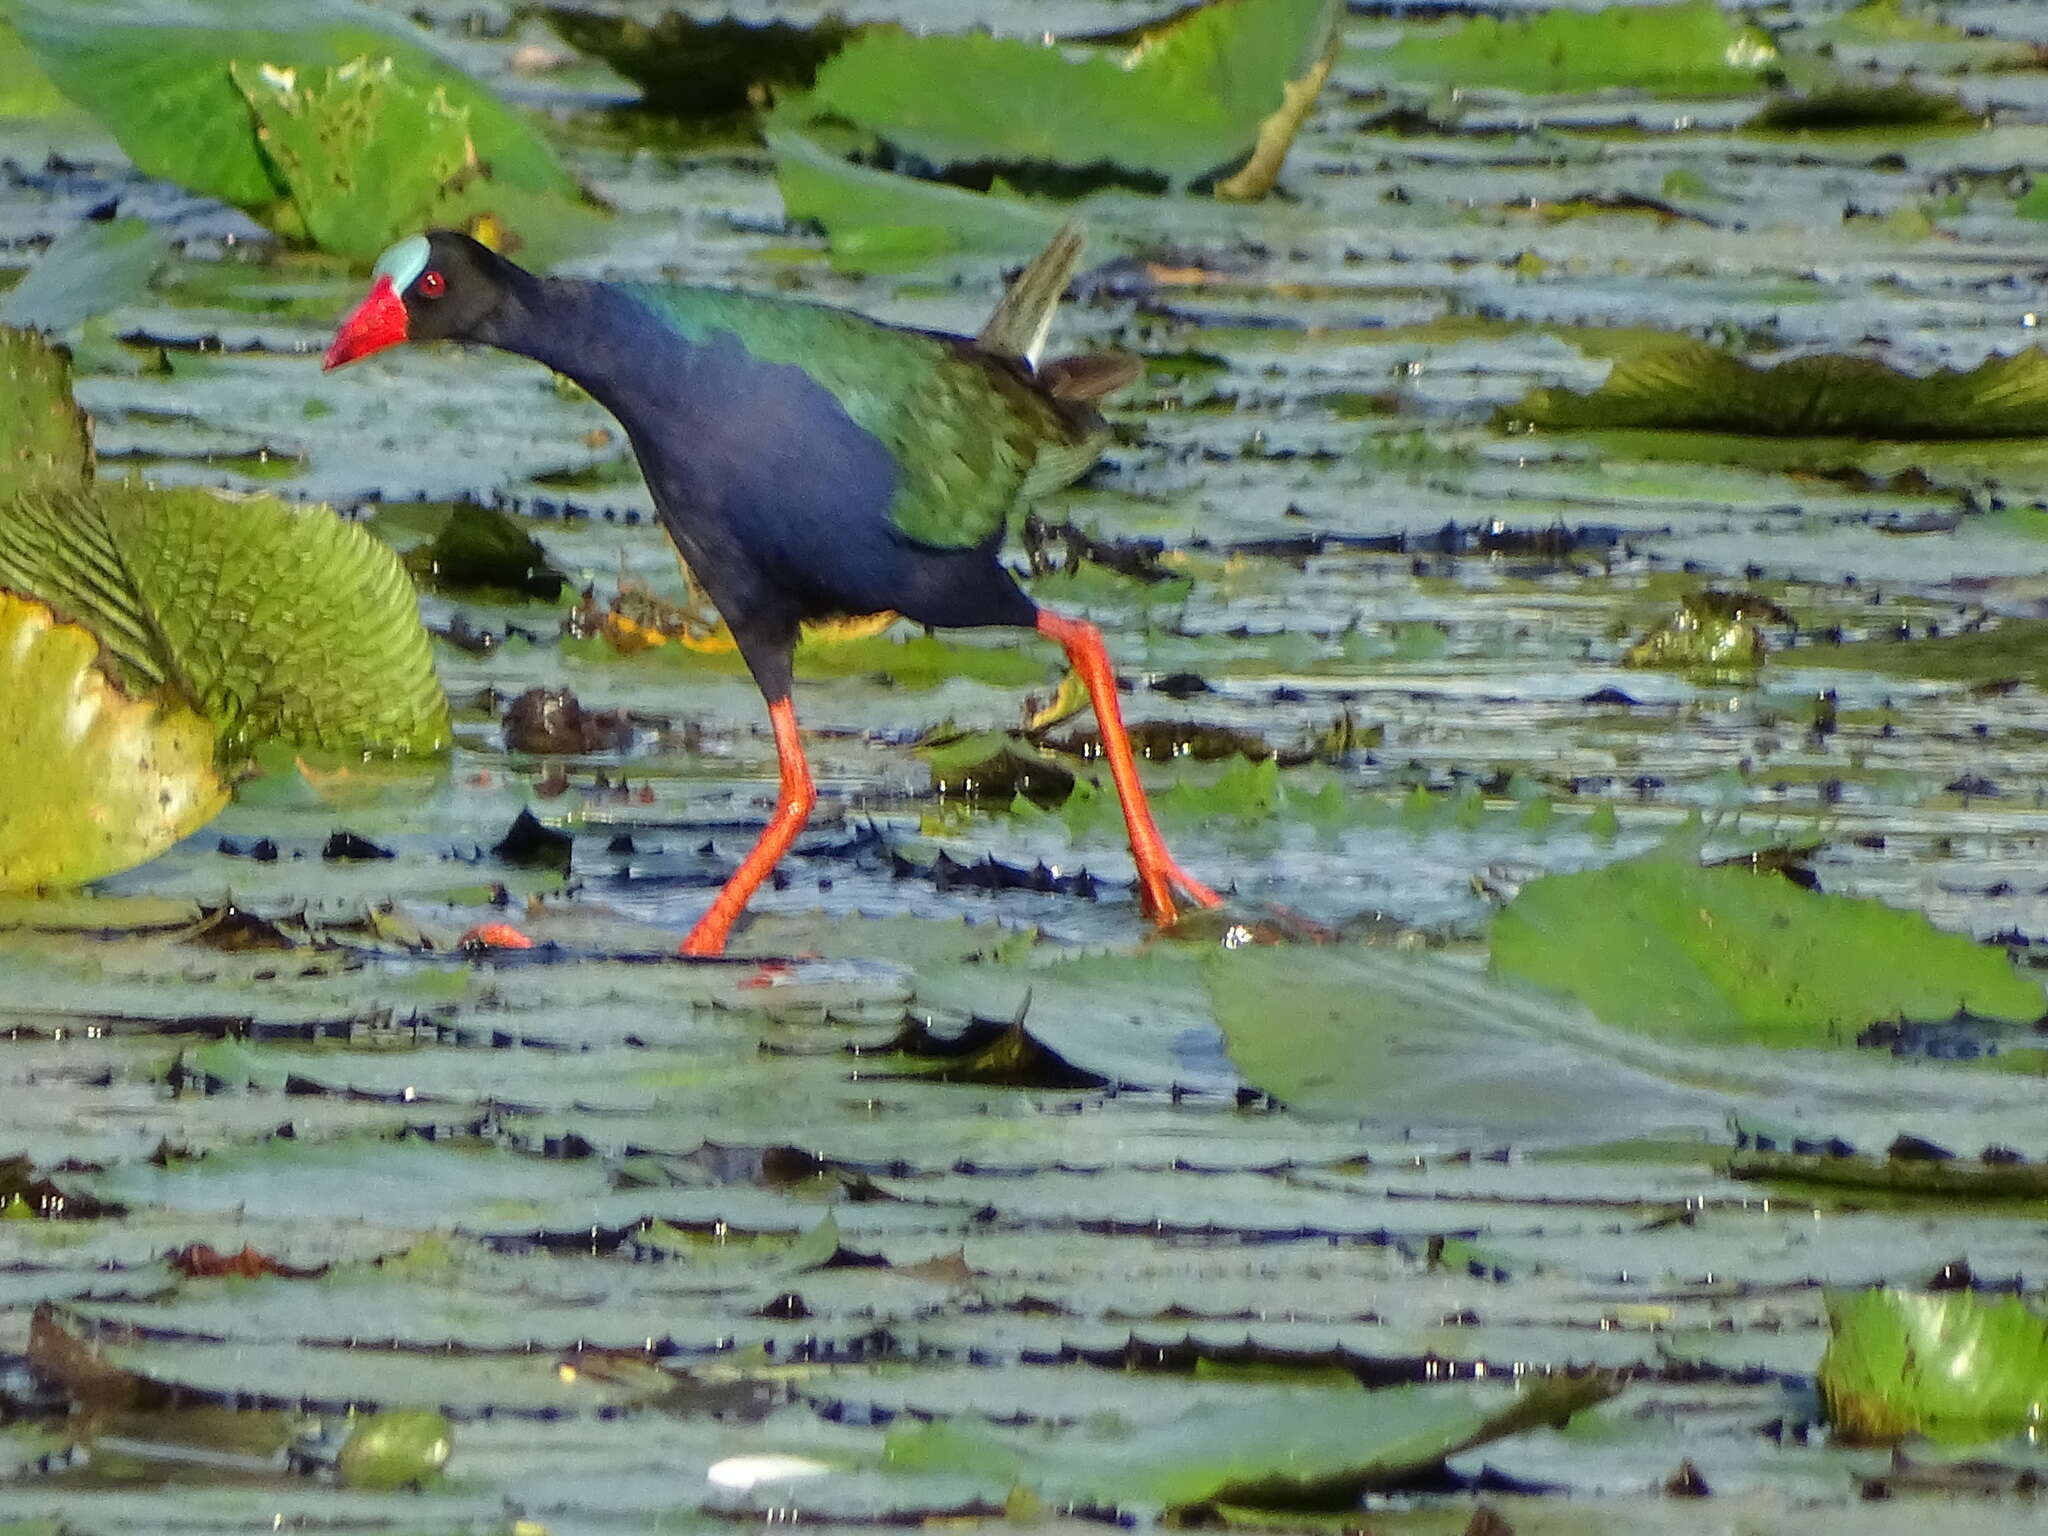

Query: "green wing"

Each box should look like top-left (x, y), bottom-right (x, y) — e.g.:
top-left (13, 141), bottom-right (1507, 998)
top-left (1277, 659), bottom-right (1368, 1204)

top-left (622, 283), bottom-right (1107, 550)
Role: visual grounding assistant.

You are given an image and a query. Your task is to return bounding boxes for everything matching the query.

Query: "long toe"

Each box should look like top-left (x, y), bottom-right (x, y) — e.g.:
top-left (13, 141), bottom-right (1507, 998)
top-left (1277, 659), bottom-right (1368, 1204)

top-left (1173, 867), bottom-right (1225, 909)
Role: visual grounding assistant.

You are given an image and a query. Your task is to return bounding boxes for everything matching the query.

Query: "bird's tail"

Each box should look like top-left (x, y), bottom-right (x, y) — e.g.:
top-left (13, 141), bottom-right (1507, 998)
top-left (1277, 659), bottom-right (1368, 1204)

top-left (977, 222), bottom-right (1084, 369)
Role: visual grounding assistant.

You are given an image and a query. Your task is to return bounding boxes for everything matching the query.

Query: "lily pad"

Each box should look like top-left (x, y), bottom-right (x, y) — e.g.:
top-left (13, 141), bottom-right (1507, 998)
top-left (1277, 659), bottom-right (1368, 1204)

top-left (1489, 855), bottom-right (2043, 1047)
top-left (1821, 1288), bottom-right (2048, 1442)
top-left (1379, 0), bottom-right (1775, 97)
top-left (0, 482), bottom-right (448, 756)
top-left (769, 128), bottom-right (1066, 272)
top-left (1622, 590), bottom-right (1779, 676)
top-left (1793, 618), bottom-right (2048, 688)
top-left (231, 58), bottom-right (474, 263)
top-left (0, 324), bottom-right (89, 497)
top-left (0, 592), bottom-right (227, 892)
top-left (881, 1374), bottom-right (1617, 1511)
top-left (542, 8), bottom-right (856, 115)
top-left (0, 218), bottom-right (166, 333)
top-left (4, 0), bottom-right (587, 257)
top-left (1747, 81), bottom-right (1979, 133)
top-left (1505, 340), bottom-right (2048, 439)
top-left (335, 1407), bottom-right (453, 1490)
top-left (781, 0), bottom-right (1342, 190)
top-left (404, 503), bottom-right (567, 601)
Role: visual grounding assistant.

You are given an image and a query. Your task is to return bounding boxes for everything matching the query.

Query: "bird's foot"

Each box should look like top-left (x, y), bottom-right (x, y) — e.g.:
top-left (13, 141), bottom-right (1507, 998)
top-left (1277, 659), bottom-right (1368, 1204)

top-left (459, 922), bottom-right (535, 952)
top-left (1138, 861), bottom-right (1226, 924)
top-left (678, 922), bottom-right (729, 959)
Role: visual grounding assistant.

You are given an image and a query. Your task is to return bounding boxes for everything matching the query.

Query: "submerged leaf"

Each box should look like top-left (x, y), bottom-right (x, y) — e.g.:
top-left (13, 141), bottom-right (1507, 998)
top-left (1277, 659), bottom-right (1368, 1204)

top-left (1821, 1289), bottom-right (2048, 1442)
top-left (0, 592), bottom-right (227, 892)
top-left (0, 483), bottom-right (448, 755)
top-left (1490, 856), bottom-right (2042, 1047)
top-left (1507, 340), bottom-right (2048, 439)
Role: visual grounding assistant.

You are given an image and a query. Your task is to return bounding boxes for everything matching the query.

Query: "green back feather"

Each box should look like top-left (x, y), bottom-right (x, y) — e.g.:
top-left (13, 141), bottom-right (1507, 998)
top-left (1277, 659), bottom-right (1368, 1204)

top-left (621, 282), bottom-right (1105, 550)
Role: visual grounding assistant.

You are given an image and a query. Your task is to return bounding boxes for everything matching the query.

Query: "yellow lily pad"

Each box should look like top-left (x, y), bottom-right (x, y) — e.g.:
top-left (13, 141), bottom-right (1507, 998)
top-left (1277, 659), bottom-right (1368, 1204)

top-left (0, 592), bottom-right (228, 892)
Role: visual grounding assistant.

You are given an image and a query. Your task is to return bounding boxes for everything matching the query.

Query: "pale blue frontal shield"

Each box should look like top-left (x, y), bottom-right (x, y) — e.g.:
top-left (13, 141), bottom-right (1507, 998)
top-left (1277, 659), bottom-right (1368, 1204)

top-left (371, 234), bottom-right (430, 293)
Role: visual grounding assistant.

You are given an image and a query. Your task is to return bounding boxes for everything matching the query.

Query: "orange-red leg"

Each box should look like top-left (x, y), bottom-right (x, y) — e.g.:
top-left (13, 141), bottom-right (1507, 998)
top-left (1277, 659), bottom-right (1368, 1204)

top-left (1035, 610), bottom-right (1223, 923)
top-left (680, 697), bottom-right (816, 957)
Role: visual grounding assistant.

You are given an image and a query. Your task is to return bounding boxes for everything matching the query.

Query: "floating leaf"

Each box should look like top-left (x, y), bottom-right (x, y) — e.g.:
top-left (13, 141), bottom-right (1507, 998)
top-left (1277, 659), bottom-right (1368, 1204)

top-left (1490, 855), bottom-right (2042, 1047)
top-left (5, 0), bottom-right (587, 257)
top-left (881, 1375), bottom-right (1617, 1511)
top-left (1623, 590), bottom-right (1775, 676)
top-left (231, 58), bottom-right (472, 262)
top-left (1380, 0), bottom-right (1774, 97)
top-left (542, 8), bottom-right (855, 114)
top-left (922, 730), bottom-right (1077, 807)
top-left (782, 0), bottom-right (1342, 189)
top-left (0, 324), bottom-right (89, 498)
top-left (1747, 82), bottom-right (1978, 133)
top-left (769, 128), bottom-right (1063, 273)
top-left (0, 17), bottom-right (66, 115)
top-left (0, 592), bottom-right (227, 892)
top-left (1732, 1145), bottom-right (2048, 1203)
top-left (336, 1408), bottom-right (454, 1489)
top-left (1821, 1289), bottom-right (2048, 1443)
top-left (405, 503), bottom-right (567, 601)
top-left (1506, 340), bottom-right (2048, 439)
top-left (0, 483), bottom-right (448, 756)
top-left (0, 218), bottom-right (166, 333)
top-left (1202, 943), bottom-right (1740, 1136)
top-left (1796, 617), bottom-right (2048, 688)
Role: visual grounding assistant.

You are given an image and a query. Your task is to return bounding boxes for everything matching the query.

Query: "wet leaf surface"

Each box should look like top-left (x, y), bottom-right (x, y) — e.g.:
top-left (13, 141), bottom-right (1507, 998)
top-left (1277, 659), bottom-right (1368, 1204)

top-left (1820, 1287), bottom-right (2048, 1441)
top-left (0, 594), bottom-right (227, 892)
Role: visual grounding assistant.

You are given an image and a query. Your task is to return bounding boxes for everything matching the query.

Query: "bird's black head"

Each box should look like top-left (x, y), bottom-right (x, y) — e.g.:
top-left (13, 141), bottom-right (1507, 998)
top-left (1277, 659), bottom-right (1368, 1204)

top-left (324, 230), bottom-right (526, 370)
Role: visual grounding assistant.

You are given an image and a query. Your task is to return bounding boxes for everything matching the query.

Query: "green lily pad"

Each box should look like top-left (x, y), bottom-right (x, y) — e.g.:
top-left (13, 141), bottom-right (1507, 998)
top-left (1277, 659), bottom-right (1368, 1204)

top-left (404, 503), bottom-right (567, 602)
top-left (881, 1374), bottom-right (1617, 1511)
top-left (1489, 855), bottom-right (2043, 1047)
top-left (0, 218), bottom-right (166, 333)
top-left (769, 128), bottom-right (1066, 273)
top-left (1794, 617), bottom-right (2048, 688)
top-left (5, 0), bottom-right (587, 258)
top-left (0, 17), bottom-right (65, 115)
top-left (0, 324), bottom-right (88, 497)
top-left (1379, 0), bottom-right (1775, 97)
top-left (1821, 1289), bottom-right (2048, 1443)
top-left (0, 482), bottom-right (448, 756)
top-left (1622, 591), bottom-right (1776, 676)
top-left (335, 1408), bottom-right (453, 1490)
top-left (0, 592), bottom-right (228, 892)
top-left (1505, 340), bottom-right (2048, 439)
top-left (1746, 82), bottom-right (1979, 134)
top-left (781, 0), bottom-right (1342, 189)
top-left (231, 58), bottom-right (473, 262)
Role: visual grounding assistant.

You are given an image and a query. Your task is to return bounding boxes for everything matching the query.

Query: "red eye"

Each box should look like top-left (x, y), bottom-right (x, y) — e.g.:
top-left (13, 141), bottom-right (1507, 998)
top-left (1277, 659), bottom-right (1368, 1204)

top-left (418, 269), bottom-right (446, 298)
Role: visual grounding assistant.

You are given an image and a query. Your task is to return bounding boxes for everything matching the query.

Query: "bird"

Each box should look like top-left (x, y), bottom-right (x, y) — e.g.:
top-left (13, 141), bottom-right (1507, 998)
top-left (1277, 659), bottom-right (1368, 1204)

top-left (325, 228), bottom-right (1221, 956)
